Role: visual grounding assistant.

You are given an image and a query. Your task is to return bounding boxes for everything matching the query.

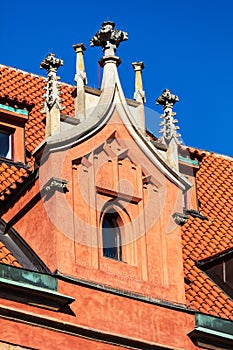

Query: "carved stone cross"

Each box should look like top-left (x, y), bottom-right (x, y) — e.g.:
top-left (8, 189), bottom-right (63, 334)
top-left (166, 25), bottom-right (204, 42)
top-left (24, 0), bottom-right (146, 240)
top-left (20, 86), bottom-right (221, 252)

top-left (90, 21), bottom-right (128, 56)
top-left (40, 53), bottom-right (63, 74)
top-left (156, 89), bottom-right (179, 111)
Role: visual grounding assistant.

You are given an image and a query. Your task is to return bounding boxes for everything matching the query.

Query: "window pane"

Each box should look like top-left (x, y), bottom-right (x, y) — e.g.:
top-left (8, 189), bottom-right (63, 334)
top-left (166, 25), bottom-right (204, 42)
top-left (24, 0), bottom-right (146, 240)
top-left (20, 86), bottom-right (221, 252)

top-left (102, 213), bottom-right (122, 261)
top-left (0, 132), bottom-right (11, 158)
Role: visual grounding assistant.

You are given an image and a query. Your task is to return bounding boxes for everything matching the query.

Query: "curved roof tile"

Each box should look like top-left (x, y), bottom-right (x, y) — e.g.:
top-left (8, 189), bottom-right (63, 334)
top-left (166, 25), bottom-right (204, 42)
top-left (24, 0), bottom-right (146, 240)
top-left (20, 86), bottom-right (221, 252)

top-left (182, 151), bottom-right (233, 319)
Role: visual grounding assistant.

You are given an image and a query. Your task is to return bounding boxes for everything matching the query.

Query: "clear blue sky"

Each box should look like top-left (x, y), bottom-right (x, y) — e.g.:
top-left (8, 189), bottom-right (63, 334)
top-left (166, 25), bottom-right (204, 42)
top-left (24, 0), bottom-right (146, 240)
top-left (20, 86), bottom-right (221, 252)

top-left (1, 0), bottom-right (233, 156)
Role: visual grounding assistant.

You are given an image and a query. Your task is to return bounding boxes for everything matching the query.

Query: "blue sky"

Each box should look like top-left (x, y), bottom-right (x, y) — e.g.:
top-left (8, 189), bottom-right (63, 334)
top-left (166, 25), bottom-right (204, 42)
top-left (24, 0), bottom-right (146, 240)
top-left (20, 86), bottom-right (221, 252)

top-left (1, 0), bottom-right (233, 156)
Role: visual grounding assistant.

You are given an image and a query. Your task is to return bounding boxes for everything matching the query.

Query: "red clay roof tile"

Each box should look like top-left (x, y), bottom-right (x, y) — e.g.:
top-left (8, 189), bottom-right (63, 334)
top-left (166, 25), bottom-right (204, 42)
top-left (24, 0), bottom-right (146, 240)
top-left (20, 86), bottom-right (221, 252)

top-left (0, 65), bottom-right (76, 204)
top-left (182, 151), bottom-right (233, 320)
top-left (0, 65), bottom-right (75, 155)
top-left (0, 241), bottom-right (21, 267)
top-left (0, 161), bottom-right (31, 201)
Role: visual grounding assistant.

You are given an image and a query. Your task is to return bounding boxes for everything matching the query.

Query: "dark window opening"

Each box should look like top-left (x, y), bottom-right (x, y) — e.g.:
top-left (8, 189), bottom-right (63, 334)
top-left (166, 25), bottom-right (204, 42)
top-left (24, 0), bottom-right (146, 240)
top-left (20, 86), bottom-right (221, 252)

top-left (102, 212), bottom-right (122, 261)
top-left (200, 254), bottom-right (233, 299)
top-left (0, 131), bottom-right (12, 158)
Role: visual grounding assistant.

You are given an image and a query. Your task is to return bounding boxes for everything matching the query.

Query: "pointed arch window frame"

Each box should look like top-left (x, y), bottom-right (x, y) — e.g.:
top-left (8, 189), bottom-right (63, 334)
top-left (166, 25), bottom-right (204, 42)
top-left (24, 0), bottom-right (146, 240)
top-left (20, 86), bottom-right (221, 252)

top-left (100, 202), bottom-right (137, 266)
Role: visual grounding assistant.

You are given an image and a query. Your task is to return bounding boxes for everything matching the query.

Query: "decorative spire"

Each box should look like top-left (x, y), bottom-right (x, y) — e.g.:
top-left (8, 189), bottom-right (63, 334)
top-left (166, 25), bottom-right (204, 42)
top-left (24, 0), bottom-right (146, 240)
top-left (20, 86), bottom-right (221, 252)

top-left (40, 53), bottom-right (64, 137)
top-left (73, 43), bottom-right (87, 121)
top-left (40, 53), bottom-right (63, 111)
top-left (90, 21), bottom-right (128, 56)
top-left (132, 62), bottom-right (146, 103)
top-left (156, 89), bottom-right (181, 145)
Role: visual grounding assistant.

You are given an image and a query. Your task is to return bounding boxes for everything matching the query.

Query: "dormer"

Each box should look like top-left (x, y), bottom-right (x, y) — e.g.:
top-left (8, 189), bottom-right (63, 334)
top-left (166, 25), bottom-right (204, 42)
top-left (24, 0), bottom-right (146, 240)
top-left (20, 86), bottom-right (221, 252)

top-left (0, 100), bottom-right (29, 163)
top-left (28, 21), bottom-right (193, 306)
top-left (198, 249), bottom-right (233, 299)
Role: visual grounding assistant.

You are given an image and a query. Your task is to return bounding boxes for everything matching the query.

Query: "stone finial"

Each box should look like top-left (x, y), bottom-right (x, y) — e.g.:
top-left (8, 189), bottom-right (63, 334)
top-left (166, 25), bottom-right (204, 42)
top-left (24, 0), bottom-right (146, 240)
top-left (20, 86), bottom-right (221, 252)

top-left (40, 53), bottom-right (64, 76)
top-left (90, 21), bottom-right (128, 56)
top-left (40, 53), bottom-right (63, 111)
top-left (132, 62), bottom-right (146, 103)
top-left (156, 89), bottom-right (181, 145)
top-left (73, 43), bottom-right (87, 84)
top-left (40, 53), bottom-right (63, 137)
top-left (156, 89), bottom-right (179, 110)
top-left (156, 89), bottom-right (181, 170)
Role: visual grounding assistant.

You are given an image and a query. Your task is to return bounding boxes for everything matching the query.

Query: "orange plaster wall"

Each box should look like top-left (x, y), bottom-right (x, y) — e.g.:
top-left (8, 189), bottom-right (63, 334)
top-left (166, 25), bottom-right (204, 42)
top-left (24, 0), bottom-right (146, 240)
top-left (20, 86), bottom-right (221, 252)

top-left (0, 281), bottom-right (199, 350)
top-left (12, 126), bottom-right (25, 163)
top-left (4, 109), bottom-right (186, 301)
top-left (0, 317), bottom-right (121, 350)
top-left (3, 179), bottom-right (59, 272)
top-left (179, 163), bottom-right (199, 211)
top-left (57, 282), bottom-right (196, 349)
top-left (42, 110), bottom-right (186, 304)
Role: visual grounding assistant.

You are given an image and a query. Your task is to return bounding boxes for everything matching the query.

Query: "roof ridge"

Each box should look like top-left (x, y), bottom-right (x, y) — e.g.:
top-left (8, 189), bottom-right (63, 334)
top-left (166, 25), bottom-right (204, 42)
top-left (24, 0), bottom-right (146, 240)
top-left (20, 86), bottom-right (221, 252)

top-left (182, 145), bottom-right (209, 155)
top-left (212, 152), bottom-right (233, 161)
top-left (182, 145), bottom-right (233, 161)
top-left (0, 63), bottom-right (76, 89)
top-left (0, 63), bottom-right (46, 80)
top-left (0, 157), bottom-right (30, 170)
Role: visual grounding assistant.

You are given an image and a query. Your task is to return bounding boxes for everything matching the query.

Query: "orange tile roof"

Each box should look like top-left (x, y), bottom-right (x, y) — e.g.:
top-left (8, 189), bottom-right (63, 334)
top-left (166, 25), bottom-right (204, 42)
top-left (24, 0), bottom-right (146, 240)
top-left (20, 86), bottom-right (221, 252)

top-left (0, 65), bottom-right (75, 154)
top-left (0, 161), bottom-right (31, 201)
top-left (0, 65), bottom-right (45, 153)
top-left (0, 241), bottom-right (21, 267)
top-left (182, 152), bottom-right (233, 320)
top-left (0, 160), bottom-right (30, 268)
top-left (61, 84), bottom-right (75, 117)
top-left (0, 65), bottom-right (75, 201)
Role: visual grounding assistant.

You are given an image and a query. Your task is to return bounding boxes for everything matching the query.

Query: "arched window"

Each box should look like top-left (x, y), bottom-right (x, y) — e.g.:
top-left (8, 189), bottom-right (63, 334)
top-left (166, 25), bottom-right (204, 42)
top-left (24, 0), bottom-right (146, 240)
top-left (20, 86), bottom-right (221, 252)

top-left (102, 212), bottom-right (122, 261)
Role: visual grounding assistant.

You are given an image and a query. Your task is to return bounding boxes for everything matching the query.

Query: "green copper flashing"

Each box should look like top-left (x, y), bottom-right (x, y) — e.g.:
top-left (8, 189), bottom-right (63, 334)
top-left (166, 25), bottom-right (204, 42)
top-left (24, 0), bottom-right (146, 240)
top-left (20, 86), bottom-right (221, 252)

top-left (178, 155), bottom-right (199, 166)
top-left (195, 313), bottom-right (233, 339)
top-left (189, 313), bottom-right (233, 349)
top-left (0, 263), bottom-right (57, 291)
top-left (0, 263), bottom-right (75, 310)
top-left (0, 103), bottom-right (28, 116)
